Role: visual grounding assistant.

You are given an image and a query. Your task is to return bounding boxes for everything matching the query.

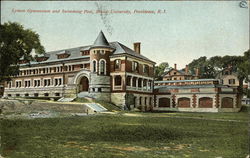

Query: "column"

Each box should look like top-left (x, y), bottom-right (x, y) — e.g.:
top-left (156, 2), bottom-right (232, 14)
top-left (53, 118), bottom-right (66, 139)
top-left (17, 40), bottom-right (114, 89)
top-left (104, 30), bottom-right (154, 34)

top-left (136, 78), bottom-right (138, 90)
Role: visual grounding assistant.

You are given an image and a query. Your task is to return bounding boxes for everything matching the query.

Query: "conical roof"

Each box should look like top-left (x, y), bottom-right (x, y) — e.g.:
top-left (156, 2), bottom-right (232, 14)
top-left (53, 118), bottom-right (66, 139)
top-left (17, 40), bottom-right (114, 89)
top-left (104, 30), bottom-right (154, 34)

top-left (92, 31), bottom-right (111, 48)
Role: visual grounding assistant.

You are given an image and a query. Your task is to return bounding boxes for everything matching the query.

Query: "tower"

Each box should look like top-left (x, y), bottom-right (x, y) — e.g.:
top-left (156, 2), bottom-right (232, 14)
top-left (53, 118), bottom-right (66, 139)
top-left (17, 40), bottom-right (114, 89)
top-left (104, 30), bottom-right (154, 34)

top-left (89, 31), bottom-right (114, 101)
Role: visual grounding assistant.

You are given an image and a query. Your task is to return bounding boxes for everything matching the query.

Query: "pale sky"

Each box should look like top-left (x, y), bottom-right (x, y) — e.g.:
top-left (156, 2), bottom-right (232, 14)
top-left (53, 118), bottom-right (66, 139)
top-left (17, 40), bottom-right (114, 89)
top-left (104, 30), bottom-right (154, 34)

top-left (1, 1), bottom-right (249, 69)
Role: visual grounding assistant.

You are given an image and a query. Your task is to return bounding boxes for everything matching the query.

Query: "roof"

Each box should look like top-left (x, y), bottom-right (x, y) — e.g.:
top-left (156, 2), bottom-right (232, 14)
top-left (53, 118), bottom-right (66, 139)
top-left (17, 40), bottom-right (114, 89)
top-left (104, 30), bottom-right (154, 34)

top-left (109, 42), bottom-right (155, 63)
top-left (56, 50), bottom-right (70, 55)
top-left (19, 31), bottom-right (155, 66)
top-left (163, 68), bottom-right (194, 77)
top-left (155, 84), bottom-right (229, 90)
top-left (155, 78), bottom-right (219, 84)
top-left (91, 31), bottom-right (112, 49)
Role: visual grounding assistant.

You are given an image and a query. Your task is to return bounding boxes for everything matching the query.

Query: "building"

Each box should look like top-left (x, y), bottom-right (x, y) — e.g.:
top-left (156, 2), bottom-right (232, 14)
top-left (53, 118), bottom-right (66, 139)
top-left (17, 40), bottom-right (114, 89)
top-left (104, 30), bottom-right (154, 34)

top-left (163, 64), bottom-right (199, 81)
top-left (3, 31), bottom-right (240, 112)
top-left (154, 79), bottom-right (241, 112)
top-left (216, 67), bottom-right (239, 88)
top-left (3, 31), bottom-right (155, 109)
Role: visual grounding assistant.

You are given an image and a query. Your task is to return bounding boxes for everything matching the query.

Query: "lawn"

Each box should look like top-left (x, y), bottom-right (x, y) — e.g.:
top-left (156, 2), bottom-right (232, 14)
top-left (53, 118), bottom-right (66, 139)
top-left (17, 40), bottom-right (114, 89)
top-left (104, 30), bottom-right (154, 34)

top-left (0, 111), bottom-right (249, 158)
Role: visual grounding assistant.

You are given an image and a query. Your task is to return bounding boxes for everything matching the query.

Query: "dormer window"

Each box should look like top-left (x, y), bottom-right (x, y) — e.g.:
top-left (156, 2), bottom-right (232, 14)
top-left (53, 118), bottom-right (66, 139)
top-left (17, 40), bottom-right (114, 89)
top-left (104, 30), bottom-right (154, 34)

top-left (56, 50), bottom-right (70, 59)
top-left (81, 50), bottom-right (89, 56)
top-left (35, 54), bottom-right (50, 62)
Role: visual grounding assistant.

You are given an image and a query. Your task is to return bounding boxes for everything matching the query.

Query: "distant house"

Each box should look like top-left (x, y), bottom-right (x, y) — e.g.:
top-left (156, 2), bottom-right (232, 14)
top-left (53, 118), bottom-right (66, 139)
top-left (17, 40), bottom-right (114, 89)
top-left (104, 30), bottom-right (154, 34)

top-left (216, 67), bottom-right (239, 88)
top-left (163, 64), bottom-right (199, 81)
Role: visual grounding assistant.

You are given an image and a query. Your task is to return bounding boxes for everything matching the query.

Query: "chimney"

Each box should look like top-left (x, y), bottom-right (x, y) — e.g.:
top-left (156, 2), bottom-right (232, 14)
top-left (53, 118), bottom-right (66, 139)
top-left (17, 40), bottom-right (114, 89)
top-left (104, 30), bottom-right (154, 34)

top-left (133, 42), bottom-right (141, 54)
top-left (185, 65), bottom-right (188, 74)
top-left (196, 68), bottom-right (199, 76)
top-left (174, 64), bottom-right (177, 70)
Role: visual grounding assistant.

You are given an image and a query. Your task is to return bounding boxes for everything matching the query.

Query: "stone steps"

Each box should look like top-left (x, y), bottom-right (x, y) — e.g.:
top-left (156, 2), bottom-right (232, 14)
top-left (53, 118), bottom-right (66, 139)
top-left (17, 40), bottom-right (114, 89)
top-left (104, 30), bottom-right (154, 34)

top-left (84, 103), bottom-right (107, 112)
top-left (57, 97), bottom-right (76, 102)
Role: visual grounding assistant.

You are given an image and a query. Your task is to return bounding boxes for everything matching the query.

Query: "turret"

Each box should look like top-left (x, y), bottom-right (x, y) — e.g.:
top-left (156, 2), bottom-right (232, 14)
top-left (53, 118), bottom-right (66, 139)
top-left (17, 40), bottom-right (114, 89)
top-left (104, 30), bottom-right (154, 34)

top-left (89, 31), bottom-right (114, 76)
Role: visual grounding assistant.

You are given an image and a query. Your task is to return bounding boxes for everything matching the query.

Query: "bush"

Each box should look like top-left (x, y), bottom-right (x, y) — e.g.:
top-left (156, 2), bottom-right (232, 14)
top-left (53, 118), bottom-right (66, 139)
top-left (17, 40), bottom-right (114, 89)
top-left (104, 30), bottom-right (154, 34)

top-left (240, 104), bottom-right (249, 112)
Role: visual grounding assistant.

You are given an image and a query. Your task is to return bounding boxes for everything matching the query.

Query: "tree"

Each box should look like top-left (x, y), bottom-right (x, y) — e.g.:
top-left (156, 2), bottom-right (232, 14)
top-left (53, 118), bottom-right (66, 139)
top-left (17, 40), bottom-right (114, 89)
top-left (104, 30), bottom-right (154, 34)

top-left (187, 56), bottom-right (216, 78)
top-left (237, 50), bottom-right (250, 96)
top-left (0, 22), bottom-right (45, 82)
top-left (154, 62), bottom-right (169, 80)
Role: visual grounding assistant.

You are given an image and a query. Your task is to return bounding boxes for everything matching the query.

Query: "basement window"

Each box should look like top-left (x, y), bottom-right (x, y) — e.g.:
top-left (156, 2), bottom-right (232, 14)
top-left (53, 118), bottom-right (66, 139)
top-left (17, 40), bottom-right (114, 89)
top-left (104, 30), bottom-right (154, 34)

top-left (55, 93), bottom-right (60, 96)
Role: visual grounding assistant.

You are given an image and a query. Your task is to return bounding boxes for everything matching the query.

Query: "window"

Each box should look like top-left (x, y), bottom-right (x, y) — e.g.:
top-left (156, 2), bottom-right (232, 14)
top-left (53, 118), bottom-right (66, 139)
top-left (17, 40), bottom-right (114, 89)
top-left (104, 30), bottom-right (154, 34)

top-left (44, 93), bottom-right (49, 97)
top-left (100, 50), bottom-right (105, 55)
top-left (82, 51), bottom-right (89, 56)
top-left (55, 93), bottom-right (60, 96)
top-left (132, 77), bottom-right (137, 87)
top-left (15, 81), bottom-right (21, 88)
top-left (59, 78), bottom-right (62, 85)
top-left (229, 79), bottom-right (235, 84)
top-left (115, 76), bottom-right (122, 86)
top-left (138, 78), bottom-right (142, 88)
top-left (44, 79), bottom-right (50, 87)
top-left (143, 65), bottom-right (149, 74)
top-left (114, 60), bottom-right (121, 70)
top-left (54, 78), bottom-right (62, 86)
top-left (149, 97), bottom-right (152, 106)
top-left (98, 88), bottom-right (102, 92)
top-left (37, 80), bottom-right (40, 87)
top-left (139, 97), bottom-right (142, 105)
top-left (100, 60), bottom-right (106, 75)
top-left (132, 61), bottom-right (139, 72)
top-left (126, 76), bottom-right (131, 86)
top-left (25, 93), bottom-right (29, 97)
top-left (93, 60), bottom-right (97, 72)
top-left (34, 93), bottom-right (39, 97)
top-left (55, 79), bottom-right (58, 86)
top-left (44, 80), bottom-right (47, 86)
top-left (145, 97), bottom-right (147, 105)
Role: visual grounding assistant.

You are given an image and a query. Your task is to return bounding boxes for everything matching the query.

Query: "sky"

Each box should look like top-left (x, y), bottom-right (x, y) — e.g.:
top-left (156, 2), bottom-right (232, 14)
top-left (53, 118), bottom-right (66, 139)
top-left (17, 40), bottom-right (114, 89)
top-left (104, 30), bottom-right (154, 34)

top-left (1, 1), bottom-right (249, 69)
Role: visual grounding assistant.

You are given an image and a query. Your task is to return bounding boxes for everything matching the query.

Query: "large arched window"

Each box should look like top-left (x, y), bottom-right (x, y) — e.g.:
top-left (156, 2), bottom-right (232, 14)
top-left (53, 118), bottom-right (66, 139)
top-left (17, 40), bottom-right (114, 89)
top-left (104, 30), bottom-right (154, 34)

top-left (99, 59), bottom-right (106, 75)
top-left (93, 60), bottom-right (97, 73)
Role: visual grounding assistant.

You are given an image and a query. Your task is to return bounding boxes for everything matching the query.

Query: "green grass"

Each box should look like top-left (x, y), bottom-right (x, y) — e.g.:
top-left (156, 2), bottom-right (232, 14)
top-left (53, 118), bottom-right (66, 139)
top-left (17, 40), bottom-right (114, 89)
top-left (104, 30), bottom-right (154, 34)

top-left (0, 112), bottom-right (248, 158)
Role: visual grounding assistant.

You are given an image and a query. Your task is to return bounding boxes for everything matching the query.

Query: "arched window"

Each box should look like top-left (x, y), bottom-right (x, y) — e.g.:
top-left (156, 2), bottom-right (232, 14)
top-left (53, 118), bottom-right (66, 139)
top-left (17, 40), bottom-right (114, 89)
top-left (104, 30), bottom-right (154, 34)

top-left (99, 60), bottom-right (106, 75)
top-left (93, 60), bottom-right (97, 72)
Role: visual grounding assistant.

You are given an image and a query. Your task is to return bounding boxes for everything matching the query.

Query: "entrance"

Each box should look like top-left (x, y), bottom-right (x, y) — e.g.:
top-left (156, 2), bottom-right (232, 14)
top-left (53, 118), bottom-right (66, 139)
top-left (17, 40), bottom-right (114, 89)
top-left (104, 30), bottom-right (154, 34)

top-left (79, 76), bottom-right (89, 92)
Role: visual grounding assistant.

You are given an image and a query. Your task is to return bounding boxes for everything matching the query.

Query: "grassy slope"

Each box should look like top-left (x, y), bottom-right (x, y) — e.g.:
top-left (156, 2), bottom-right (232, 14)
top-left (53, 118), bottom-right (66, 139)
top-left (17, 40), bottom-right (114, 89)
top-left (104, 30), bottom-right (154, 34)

top-left (0, 112), bottom-right (248, 158)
